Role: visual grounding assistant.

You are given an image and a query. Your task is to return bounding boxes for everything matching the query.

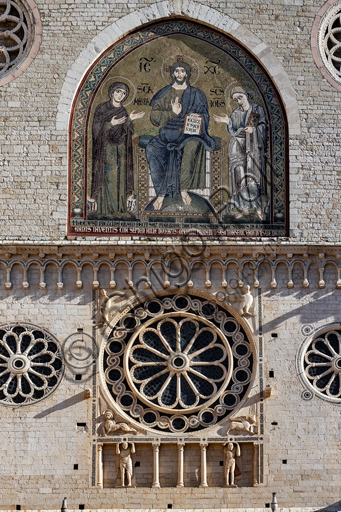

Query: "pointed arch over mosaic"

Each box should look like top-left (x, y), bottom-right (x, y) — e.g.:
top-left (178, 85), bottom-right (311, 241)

top-left (69, 20), bottom-right (289, 238)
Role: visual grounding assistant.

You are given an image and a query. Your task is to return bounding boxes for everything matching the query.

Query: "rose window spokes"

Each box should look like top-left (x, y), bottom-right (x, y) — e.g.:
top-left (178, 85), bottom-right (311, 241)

top-left (323, 12), bottom-right (341, 76)
top-left (0, 324), bottom-right (64, 406)
top-left (125, 314), bottom-right (231, 414)
top-left (103, 293), bottom-right (255, 433)
top-left (320, 7), bottom-right (341, 80)
top-left (304, 330), bottom-right (341, 398)
top-left (0, 0), bottom-right (32, 79)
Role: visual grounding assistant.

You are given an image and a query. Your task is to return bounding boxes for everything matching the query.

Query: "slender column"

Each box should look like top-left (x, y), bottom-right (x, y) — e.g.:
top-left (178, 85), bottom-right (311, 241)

top-left (97, 443), bottom-right (103, 489)
top-left (253, 443), bottom-right (259, 486)
top-left (199, 443), bottom-right (208, 488)
top-left (152, 442), bottom-right (161, 488)
top-left (177, 442), bottom-right (185, 488)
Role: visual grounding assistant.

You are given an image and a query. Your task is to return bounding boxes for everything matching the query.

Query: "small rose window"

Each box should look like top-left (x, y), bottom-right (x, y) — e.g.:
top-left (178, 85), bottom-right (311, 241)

top-left (299, 325), bottom-right (341, 403)
top-left (0, 0), bottom-right (41, 85)
top-left (313, 1), bottom-right (341, 90)
top-left (0, 323), bottom-right (64, 406)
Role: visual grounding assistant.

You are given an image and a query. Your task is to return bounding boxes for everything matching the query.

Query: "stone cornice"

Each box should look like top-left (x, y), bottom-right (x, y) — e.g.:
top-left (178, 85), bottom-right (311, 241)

top-left (1, 243), bottom-right (341, 259)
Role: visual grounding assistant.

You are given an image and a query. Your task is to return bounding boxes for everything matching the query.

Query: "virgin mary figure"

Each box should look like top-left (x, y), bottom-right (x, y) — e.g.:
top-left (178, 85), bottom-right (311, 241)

top-left (89, 82), bottom-right (144, 218)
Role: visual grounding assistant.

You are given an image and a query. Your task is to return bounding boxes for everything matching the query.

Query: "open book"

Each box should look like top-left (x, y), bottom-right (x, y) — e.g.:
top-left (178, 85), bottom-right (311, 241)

top-left (183, 114), bottom-right (203, 135)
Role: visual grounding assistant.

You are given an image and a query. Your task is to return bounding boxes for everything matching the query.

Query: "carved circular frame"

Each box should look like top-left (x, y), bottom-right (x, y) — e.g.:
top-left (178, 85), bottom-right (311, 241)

top-left (123, 311), bottom-right (234, 415)
top-left (297, 323), bottom-right (341, 403)
top-left (0, 0), bottom-right (42, 86)
top-left (311, 0), bottom-right (341, 92)
top-left (99, 289), bottom-right (257, 435)
top-left (0, 322), bottom-right (64, 407)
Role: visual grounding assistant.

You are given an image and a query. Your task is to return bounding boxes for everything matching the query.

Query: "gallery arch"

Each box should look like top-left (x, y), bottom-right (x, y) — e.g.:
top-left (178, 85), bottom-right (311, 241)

top-left (68, 18), bottom-right (290, 239)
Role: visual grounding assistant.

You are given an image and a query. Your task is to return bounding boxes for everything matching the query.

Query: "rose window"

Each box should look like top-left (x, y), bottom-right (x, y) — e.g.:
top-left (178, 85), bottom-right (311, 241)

top-left (0, 323), bottom-right (64, 406)
top-left (0, 0), bottom-right (34, 80)
top-left (102, 293), bottom-right (255, 433)
top-left (318, 2), bottom-right (341, 84)
top-left (299, 326), bottom-right (341, 402)
top-left (126, 315), bottom-right (232, 413)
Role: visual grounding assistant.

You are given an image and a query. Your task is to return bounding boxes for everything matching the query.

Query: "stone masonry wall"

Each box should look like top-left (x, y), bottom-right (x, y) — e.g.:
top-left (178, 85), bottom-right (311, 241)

top-left (1, 0), bottom-right (341, 508)
top-left (0, 255), bottom-right (340, 509)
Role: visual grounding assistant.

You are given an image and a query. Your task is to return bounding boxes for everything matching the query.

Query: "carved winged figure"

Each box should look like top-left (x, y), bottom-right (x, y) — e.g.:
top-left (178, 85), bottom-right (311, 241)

top-left (226, 414), bottom-right (257, 435)
top-left (101, 409), bottom-right (137, 436)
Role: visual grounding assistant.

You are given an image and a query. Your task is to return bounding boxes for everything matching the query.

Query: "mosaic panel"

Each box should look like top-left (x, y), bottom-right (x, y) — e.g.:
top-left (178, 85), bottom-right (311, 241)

top-left (69, 20), bottom-right (288, 238)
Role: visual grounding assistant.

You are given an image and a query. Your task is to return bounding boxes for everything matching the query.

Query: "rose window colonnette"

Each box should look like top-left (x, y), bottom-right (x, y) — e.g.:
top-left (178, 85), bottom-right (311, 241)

top-left (0, 323), bottom-right (64, 406)
top-left (101, 293), bottom-right (255, 434)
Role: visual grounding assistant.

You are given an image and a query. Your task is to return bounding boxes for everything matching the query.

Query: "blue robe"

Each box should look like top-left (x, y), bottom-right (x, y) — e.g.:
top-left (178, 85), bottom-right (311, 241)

top-left (226, 104), bottom-right (267, 212)
top-left (146, 84), bottom-right (215, 198)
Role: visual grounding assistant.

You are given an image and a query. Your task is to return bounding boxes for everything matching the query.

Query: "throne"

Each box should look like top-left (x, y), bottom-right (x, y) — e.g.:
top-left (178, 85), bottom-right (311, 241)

top-left (133, 135), bottom-right (225, 223)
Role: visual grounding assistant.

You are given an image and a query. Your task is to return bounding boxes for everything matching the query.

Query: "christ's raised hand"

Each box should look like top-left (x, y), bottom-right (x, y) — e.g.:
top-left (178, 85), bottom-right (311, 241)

top-left (171, 97), bottom-right (182, 115)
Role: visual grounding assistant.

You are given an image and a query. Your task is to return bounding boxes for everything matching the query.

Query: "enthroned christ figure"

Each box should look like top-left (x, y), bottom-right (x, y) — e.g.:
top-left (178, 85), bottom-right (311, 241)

top-left (145, 61), bottom-right (216, 211)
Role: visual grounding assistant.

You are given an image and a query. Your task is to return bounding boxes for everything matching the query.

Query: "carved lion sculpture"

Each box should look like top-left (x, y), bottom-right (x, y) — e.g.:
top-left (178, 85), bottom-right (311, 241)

top-left (226, 414), bottom-right (257, 435)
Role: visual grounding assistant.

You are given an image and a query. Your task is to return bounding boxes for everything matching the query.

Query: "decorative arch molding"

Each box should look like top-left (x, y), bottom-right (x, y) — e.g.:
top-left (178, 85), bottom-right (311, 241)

top-left (1, 254), bottom-right (340, 291)
top-left (57, 0), bottom-right (300, 136)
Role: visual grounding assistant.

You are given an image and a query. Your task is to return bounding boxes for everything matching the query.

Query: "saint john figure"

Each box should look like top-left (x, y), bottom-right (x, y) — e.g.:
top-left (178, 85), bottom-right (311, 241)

top-left (214, 86), bottom-right (268, 221)
top-left (89, 81), bottom-right (144, 218)
top-left (145, 61), bottom-right (216, 211)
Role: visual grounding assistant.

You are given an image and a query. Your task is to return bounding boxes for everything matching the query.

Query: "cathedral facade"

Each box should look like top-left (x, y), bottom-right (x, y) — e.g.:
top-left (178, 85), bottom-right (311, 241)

top-left (1, 0), bottom-right (341, 510)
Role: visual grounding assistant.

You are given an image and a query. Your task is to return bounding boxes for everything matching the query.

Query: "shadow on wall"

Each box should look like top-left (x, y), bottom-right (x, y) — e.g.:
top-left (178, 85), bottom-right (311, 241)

top-left (314, 501), bottom-right (341, 512)
top-left (259, 261), bottom-right (341, 334)
top-left (1, 257), bottom-right (341, 338)
top-left (34, 391), bottom-right (85, 418)
top-left (260, 285), bottom-right (341, 335)
top-left (0, 262), bottom-right (95, 305)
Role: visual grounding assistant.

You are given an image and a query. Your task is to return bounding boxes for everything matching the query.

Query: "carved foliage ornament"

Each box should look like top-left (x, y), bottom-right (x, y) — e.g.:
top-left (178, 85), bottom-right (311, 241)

top-left (0, 0), bottom-right (34, 80)
top-left (101, 292), bottom-right (255, 434)
top-left (0, 323), bottom-right (64, 406)
top-left (299, 325), bottom-right (341, 403)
